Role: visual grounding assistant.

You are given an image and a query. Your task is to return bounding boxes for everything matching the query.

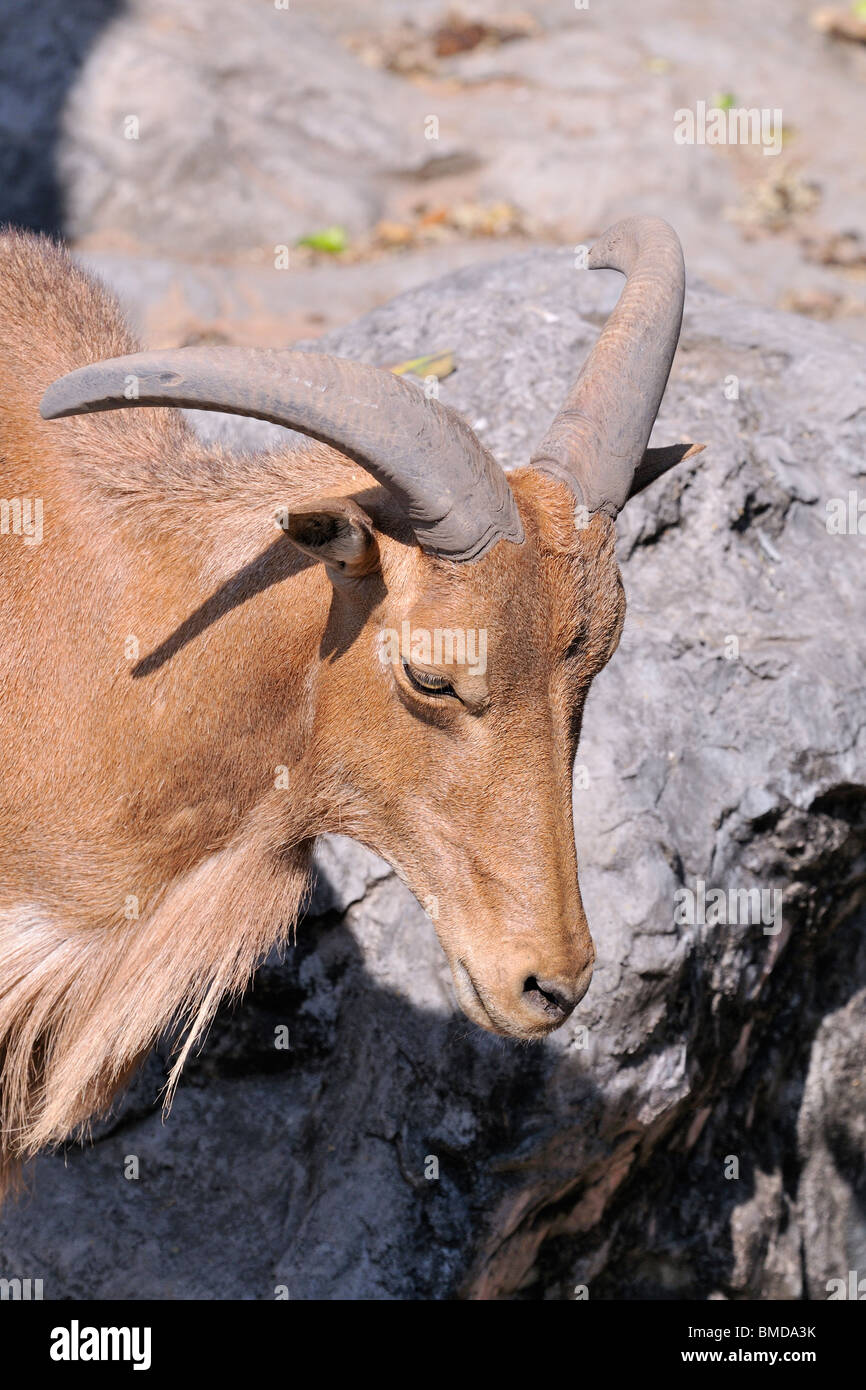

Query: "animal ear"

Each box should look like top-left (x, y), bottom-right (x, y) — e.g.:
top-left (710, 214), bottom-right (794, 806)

top-left (276, 497), bottom-right (380, 578)
top-left (625, 442), bottom-right (706, 503)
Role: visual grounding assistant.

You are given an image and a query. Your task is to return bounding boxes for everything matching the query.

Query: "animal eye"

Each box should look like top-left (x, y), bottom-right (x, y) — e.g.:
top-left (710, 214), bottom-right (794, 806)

top-left (402, 661), bottom-right (456, 698)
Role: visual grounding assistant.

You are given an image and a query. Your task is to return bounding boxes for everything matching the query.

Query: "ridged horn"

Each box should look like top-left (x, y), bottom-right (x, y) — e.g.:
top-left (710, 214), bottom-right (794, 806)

top-left (531, 216), bottom-right (703, 516)
top-left (40, 348), bottom-right (524, 562)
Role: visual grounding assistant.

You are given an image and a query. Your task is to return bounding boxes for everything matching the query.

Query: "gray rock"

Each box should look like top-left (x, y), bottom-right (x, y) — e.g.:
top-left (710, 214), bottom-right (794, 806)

top-left (7, 0), bottom-right (866, 345)
top-left (53, 2), bottom-right (464, 257)
top-left (1, 250), bottom-right (864, 1300)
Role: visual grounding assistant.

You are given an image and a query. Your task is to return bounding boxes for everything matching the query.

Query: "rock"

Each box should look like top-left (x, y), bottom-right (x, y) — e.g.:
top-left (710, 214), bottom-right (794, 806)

top-left (0, 0), bottom-right (120, 234)
top-left (5, 0), bottom-right (866, 344)
top-left (1, 250), bottom-right (864, 1300)
top-left (53, 1), bottom-right (467, 258)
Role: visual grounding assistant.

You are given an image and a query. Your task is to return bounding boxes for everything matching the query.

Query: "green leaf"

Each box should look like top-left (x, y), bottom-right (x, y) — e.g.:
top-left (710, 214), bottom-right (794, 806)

top-left (296, 226), bottom-right (348, 254)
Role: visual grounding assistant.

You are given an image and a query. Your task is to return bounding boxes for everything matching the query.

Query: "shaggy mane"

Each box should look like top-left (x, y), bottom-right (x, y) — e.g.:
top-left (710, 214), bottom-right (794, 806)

top-left (0, 818), bottom-right (312, 1200)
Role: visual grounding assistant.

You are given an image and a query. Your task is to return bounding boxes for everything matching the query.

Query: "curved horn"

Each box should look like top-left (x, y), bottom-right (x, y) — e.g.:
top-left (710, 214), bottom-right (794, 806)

top-left (40, 348), bottom-right (524, 562)
top-left (531, 216), bottom-right (694, 517)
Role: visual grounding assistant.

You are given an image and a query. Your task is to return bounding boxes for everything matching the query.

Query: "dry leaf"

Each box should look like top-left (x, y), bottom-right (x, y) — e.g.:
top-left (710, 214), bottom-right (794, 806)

top-left (389, 350), bottom-right (457, 380)
top-left (811, 7), bottom-right (866, 43)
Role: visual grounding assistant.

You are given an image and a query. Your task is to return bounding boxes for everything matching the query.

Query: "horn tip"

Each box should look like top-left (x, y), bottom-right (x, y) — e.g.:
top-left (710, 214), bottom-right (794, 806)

top-left (39, 384), bottom-right (73, 420)
top-left (40, 366), bottom-right (121, 420)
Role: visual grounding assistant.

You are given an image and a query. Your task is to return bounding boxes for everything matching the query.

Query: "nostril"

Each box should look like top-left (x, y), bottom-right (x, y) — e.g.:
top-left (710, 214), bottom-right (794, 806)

top-left (522, 975), bottom-right (573, 1019)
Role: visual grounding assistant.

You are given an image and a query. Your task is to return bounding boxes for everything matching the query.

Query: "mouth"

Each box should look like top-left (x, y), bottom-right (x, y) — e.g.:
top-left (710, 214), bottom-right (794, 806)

top-left (452, 959), bottom-right (498, 1029)
top-left (452, 959), bottom-right (570, 1040)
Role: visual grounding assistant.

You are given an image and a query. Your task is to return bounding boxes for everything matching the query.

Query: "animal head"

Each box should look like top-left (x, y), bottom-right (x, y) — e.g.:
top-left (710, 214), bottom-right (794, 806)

top-left (40, 216), bottom-right (703, 1041)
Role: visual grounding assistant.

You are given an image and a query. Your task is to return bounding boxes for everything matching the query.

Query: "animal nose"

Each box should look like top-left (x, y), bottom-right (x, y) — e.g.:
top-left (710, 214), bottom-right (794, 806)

top-left (522, 966), bottom-right (592, 1023)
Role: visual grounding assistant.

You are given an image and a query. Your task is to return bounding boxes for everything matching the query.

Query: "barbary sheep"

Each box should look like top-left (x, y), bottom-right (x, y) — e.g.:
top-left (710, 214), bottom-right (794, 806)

top-left (0, 216), bottom-right (702, 1195)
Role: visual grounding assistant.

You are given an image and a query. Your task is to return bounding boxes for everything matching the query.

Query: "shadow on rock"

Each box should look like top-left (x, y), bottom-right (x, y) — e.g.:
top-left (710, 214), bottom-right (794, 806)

top-left (0, 0), bottom-right (123, 234)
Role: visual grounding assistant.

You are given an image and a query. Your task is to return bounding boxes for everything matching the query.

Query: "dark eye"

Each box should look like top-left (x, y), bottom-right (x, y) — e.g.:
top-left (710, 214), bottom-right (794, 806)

top-left (402, 660), bottom-right (456, 698)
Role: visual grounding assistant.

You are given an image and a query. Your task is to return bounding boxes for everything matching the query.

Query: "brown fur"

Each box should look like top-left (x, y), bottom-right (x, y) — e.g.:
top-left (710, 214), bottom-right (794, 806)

top-left (0, 231), bottom-right (626, 1200)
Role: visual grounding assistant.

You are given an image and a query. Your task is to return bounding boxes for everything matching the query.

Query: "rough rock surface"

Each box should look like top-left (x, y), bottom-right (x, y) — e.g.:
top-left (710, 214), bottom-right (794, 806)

top-left (0, 251), bottom-right (864, 1300)
top-left (3, 0), bottom-right (866, 344)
